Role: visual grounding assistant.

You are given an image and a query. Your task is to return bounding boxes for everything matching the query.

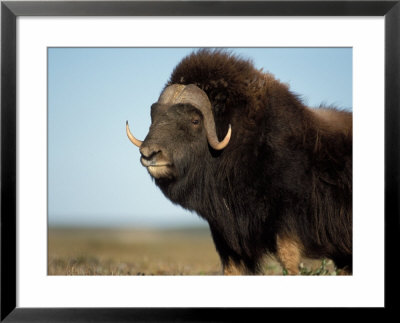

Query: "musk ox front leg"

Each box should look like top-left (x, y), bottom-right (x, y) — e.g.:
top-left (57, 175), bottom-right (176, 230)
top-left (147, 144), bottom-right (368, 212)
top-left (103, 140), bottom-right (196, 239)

top-left (222, 259), bottom-right (248, 275)
top-left (209, 229), bottom-right (245, 275)
top-left (209, 224), bottom-right (257, 275)
top-left (276, 234), bottom-right (302, 275)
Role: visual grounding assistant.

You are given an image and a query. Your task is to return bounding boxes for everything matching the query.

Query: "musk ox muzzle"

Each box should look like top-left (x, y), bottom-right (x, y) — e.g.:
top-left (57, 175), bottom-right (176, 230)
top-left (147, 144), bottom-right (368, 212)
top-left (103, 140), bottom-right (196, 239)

top-left (126, 84), bottom-right (231, 151)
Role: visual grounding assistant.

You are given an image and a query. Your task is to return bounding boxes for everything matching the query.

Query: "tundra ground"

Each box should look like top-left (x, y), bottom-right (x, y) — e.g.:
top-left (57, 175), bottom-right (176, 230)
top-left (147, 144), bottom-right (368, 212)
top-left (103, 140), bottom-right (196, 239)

top-left (48, 227), bottom-right (338, 275)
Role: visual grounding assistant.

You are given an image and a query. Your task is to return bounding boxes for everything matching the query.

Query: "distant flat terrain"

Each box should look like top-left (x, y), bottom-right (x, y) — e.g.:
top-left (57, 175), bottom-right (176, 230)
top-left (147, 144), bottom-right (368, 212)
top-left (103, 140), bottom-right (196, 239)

top-left (48, 227), bottom-right (337, 275)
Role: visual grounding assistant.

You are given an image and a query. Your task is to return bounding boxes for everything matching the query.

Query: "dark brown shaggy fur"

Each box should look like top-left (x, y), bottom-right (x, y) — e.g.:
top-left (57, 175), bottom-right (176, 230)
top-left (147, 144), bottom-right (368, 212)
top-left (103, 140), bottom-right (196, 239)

top-left (142, 49), bottom-right (352, 274)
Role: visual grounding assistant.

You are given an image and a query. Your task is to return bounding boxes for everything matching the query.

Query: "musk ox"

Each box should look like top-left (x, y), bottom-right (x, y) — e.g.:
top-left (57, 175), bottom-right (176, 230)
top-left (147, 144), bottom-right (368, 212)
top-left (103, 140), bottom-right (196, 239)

top-left (127, 50), bottom-right (352, 275)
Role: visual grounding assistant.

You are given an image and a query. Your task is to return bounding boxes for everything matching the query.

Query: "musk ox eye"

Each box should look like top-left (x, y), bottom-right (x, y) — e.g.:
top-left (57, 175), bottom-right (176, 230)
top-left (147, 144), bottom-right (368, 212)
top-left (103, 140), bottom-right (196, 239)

top-left (191, 119), bottom-right (200, 125)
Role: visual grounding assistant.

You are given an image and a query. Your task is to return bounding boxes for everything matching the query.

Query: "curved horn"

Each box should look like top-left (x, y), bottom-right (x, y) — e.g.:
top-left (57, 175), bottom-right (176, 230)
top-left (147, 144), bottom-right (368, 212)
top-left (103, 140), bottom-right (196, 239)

top-left (126, 121), bottom-right (143, 148)
top-left (163, 84), bottom-right (231, 150)
top-left (208, 124), bottom-right (231, 150)
top-left (158, 84), bottom-right (186, 104)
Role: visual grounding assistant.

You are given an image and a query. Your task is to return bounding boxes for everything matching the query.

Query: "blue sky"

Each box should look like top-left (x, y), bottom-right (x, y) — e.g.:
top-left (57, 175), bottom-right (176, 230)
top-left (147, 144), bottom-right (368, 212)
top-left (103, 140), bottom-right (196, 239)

top-left (48, 47), bottom-right (352, 228)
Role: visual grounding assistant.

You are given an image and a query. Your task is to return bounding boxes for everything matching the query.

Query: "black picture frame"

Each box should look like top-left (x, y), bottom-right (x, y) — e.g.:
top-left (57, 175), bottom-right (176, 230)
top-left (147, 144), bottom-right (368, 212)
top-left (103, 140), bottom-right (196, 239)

top-left (1, 0), bottom-right (399, 321)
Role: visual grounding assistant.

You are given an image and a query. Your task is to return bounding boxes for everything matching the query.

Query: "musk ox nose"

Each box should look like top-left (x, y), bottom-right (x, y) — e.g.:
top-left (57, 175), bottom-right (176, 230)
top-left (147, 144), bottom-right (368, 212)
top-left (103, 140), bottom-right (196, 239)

top-left (140, 145), bottom-right (161, 161)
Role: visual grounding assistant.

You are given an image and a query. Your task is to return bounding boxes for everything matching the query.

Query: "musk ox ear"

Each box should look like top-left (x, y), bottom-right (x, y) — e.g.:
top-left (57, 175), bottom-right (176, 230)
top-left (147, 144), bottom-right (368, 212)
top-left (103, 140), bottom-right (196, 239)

top-left (126, 121), bottom-right (143, 148)
top-left (161, 84), bottom-right (232, 150)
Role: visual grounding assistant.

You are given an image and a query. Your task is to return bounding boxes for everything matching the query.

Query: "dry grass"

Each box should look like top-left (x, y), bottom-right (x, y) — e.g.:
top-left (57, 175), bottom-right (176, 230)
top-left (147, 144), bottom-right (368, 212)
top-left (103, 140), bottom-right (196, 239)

top-left (48, 227), bottom-right (339, 275)
top-left (48, 227), bottom-right (221, 275)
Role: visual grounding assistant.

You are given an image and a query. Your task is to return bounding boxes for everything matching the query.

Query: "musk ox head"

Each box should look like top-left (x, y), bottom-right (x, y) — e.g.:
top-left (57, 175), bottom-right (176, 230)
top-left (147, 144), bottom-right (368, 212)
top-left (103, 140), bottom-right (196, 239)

top-left (127, 84), bottom-right (231, 180)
